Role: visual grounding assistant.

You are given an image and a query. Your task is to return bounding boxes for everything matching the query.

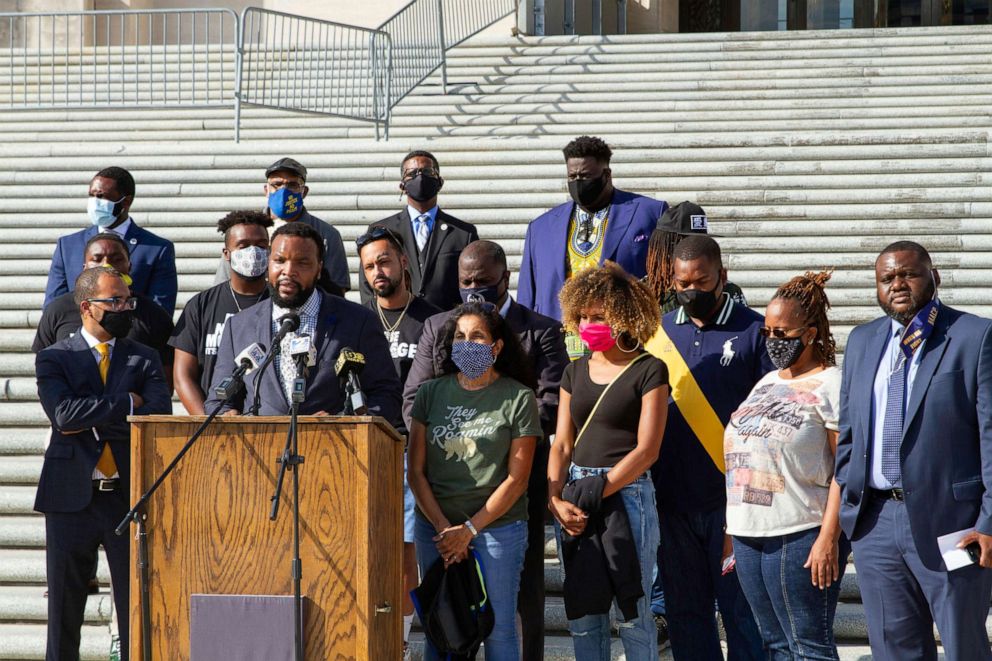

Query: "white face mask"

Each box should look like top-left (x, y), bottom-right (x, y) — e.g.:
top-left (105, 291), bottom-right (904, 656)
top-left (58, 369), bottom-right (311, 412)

top-left (87, 195), bottom-right (126, 228)
top-left (229, 245), bottom-right (269, 278)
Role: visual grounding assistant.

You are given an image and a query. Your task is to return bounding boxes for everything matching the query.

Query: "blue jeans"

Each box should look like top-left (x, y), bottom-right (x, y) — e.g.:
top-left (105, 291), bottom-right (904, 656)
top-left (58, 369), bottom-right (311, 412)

top-left (658, 507), bottom-right (764, 661)
top-left (733, 527), bottom-right (851, 661)
top-left (414, 514), bottom-right (528, 661)
top-left (555, 464), bottom-right (660, 661)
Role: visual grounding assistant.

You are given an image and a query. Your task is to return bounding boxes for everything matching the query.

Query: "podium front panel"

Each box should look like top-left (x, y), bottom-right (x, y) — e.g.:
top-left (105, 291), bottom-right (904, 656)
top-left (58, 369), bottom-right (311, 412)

top-left (128, 416), bottom-right (403, 660)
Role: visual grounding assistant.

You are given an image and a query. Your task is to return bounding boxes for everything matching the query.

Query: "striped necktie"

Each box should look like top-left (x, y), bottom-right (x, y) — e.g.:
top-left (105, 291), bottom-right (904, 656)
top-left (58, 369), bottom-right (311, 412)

top-left (94, 343), bottom-right (118, 477)
top-left (880, 352), bottom-right (906, 485)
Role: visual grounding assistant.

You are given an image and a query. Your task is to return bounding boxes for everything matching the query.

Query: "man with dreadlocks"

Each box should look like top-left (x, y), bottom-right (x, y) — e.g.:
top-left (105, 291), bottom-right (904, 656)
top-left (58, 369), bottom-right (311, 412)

top-left (724, 271), bottom-right (851, 659)
top-left (646, 201), bottom-right (747, 314)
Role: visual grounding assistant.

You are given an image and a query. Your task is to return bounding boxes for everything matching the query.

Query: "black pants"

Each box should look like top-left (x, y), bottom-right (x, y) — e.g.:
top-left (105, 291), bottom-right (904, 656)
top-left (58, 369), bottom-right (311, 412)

top-left (518, 439), bottom-right (549, 661)
top-left (45, 488), bottom-right (130, 661)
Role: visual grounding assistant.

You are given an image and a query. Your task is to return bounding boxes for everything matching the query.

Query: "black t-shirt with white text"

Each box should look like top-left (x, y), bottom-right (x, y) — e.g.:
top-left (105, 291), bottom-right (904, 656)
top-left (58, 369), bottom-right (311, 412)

top-left (364, 295), bottom-right (440, 389)
top-left (169, 281), bottom-right (269, 394)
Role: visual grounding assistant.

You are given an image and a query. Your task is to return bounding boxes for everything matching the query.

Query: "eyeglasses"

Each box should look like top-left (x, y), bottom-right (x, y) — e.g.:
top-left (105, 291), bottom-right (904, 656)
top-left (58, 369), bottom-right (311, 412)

top-left (356, 225), bottom-right (404, 252)
top-left (267, 179), bottom-right (304, 193)
top-left (86, 296), bottom-right (137, 311)
top-left (402, 167), bottom-right (439, 180)
top-left (759, 326), bottom-right (808, 339)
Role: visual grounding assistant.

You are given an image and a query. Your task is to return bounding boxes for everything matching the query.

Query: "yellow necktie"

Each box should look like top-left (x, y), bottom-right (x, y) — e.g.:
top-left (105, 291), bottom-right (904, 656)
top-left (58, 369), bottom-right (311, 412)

top-left (94, 343), bottom-right (117, 477)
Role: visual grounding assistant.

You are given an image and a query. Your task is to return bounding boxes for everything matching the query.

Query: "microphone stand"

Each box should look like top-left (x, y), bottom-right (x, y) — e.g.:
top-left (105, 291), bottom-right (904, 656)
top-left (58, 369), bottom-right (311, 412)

top-left (114, 368), bottom-right (250, 661)
top-left (269, 355), bottom-right (307, 661)
top-left (248, 344), bottom-right (280, 416)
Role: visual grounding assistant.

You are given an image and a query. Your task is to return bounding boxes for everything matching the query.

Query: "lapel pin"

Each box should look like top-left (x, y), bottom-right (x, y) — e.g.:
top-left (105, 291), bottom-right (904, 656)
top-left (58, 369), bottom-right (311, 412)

top-left (440, 223), bottom-right (448, 231)
top-left (129, 238), bottom-right (137, 245)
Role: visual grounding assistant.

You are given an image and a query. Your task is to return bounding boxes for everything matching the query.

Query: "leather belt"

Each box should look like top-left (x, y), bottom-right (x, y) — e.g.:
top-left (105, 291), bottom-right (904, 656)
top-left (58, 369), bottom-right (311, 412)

top-left (869, 487), bottom-right (904, 501)
top-left (93, 479), bottom-right (119, 492)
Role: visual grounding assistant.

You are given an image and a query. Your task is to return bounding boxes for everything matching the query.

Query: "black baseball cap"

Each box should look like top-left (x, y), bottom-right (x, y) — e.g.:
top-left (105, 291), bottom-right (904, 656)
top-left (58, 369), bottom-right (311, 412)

top-left (265, 157), bottom-right (307, 182)
top-left (657, 201), bottom-right (710, 235)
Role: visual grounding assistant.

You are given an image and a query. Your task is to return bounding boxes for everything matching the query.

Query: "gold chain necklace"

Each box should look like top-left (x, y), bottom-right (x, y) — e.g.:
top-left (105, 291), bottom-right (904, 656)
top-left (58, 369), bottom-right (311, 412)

top-left (376, 292), bottom-right (412, 334)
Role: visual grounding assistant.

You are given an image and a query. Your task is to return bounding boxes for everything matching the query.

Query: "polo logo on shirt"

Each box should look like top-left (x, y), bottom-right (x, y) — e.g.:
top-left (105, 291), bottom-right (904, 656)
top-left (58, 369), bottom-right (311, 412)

top-left (720, 336), bottom-right (738, 367)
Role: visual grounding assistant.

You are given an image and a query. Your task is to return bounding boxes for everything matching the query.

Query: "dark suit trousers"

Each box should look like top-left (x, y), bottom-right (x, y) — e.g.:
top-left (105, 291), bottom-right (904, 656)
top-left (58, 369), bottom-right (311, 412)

top-left (518, 438), bottom-right (549, 661)
top-left (853, 496), bottom-right (992, 661)
top-left (45, 489), bottom-right (130, 661)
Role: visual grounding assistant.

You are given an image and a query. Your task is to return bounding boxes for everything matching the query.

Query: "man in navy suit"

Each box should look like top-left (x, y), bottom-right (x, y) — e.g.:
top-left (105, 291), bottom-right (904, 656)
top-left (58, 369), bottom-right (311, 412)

top-left (43, 166), bottom-right (178, 314)
top-left (205, 222), bottom-right (401, 422)
top-left (835, 240), bottom-right (992, 661)
top-left (35, 266), bottom-right (172, 661)
top-left (517, 135), bottom-right (668, 323)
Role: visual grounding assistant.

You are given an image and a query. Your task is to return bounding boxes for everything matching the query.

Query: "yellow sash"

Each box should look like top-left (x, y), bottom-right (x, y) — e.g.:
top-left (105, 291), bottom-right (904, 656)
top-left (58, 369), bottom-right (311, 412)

top-left (645, 323), bottom-right (727, 473)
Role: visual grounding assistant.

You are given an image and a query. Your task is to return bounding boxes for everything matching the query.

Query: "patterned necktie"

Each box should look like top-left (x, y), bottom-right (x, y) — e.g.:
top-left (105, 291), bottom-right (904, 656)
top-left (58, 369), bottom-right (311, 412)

top-left (415, 214), bottom-right (430, 252)
top-left (94, 343), bottom-right (117, 477)
top-left (279, 331), bottom-right (298, 403)
top-left (880, 352), bottom-right (907, 485)
top-left (577, 210), bottom-right (594, 253)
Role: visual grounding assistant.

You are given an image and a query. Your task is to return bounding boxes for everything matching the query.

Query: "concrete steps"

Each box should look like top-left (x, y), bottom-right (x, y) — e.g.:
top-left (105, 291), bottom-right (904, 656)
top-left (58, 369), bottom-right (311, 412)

top-left (0, 22), bottom-right (989, 658)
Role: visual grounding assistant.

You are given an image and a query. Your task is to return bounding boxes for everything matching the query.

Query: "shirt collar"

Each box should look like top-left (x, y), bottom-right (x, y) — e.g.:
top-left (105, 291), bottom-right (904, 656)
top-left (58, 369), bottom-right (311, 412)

top-left (79, 327), bottom-right (115, 351)
top-left (106, 217), bottom-right (132, 238)
top-left (271, 288), bottom-right (321, 322)
top-left (407, 205), bottom-right (439, 226)
top-left (675, 291), bottom-right (734, 326)
top-left (499, 294), bottom-right (513, 319)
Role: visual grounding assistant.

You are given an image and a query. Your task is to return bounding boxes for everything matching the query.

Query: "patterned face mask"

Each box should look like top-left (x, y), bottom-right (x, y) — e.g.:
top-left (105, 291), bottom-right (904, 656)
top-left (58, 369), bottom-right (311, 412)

top-left (766, 337), bottom-right (805, 370)
top-left (229, 245), bottom-right (269, 278)
top-left (451, 341), bottom-right (495, 380)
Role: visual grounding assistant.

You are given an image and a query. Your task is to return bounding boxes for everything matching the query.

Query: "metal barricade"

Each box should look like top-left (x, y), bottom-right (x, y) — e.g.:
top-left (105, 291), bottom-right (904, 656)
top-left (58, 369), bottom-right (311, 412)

top-left (0, 8), bottom-right (238, 109)
top-left (237, 7), bottom-right (391, 141)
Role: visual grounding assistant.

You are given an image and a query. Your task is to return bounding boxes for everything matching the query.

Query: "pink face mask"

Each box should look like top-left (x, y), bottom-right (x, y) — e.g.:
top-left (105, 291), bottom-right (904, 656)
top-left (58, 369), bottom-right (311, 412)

top-left (578, 322), bottom-right (617, 352)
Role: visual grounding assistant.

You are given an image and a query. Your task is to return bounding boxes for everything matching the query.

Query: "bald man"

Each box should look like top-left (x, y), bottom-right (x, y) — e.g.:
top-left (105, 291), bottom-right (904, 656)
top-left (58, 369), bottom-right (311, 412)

top-left (403, 240), bottom-right (568, 660)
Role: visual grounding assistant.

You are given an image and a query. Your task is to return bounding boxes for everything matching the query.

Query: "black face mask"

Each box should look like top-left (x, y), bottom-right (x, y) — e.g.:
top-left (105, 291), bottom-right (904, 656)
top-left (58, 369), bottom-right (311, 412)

top-left (568, 174), bottom-right (608, 209)
top-left (676, 284), bottom-right (721, 319)
top-left (403, 174), bottom-right (442, 202)
top-left (766, 337), bottom-right (806, 370)
top-left (459, 283), bottom-right (503, 306)
top-left (98, 309), bottom-right (133, 339)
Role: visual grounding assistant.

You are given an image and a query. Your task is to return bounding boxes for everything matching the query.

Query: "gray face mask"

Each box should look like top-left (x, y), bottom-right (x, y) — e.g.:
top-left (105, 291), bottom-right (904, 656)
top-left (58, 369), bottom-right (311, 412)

top-left (766, 337), bottom-right (805, 370)
top-left (229, 245), bottom-right (269, 279)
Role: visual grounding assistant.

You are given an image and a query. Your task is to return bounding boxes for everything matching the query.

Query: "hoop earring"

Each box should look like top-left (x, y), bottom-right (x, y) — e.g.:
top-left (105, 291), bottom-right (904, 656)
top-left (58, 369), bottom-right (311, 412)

top-left (617, 333), bottom-right (640, 353)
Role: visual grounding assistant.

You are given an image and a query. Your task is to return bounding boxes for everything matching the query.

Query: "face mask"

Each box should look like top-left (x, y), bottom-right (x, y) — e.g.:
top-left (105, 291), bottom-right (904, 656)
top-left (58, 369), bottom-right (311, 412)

top-left (229, 245), bottom-right (269, 279)
top-left (403, 174), bottom-right (442, 203)
top-left (676, 285), bottom-right (720, 319)
top-left (578, 322), bottom-right (617, 353)
top-left (98, 309), bottom-right (133, 339)
top-left (268, 187), bottom-right (303, 220)
top-left (459, 283), bottom-right (503, 306)
top-left (766, 337), bottom-right (806, 371)
top-left (87, 196), bottom-right (125, 228)
top-left (451, 341), bottom-right (495, 380)
top-left (568, 174), bottom-right (607, 208)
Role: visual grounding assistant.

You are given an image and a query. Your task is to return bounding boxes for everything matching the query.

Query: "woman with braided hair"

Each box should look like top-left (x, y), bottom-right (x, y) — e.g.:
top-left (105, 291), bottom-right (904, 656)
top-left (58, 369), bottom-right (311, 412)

top-left (723, 271), bottom-right (851, 660)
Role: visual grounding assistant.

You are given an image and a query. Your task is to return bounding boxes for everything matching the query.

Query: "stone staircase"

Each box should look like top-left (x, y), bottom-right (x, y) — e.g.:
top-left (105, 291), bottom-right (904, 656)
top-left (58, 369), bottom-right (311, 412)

top-left (2, 22), bottom-right (991, 659)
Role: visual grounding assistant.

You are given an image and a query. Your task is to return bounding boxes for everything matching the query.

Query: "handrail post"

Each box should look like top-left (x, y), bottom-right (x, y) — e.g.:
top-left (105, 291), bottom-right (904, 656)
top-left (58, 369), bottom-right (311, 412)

top-left (234, 9), bottom-right (244, 142)
top-left (436, 0), bottom-right (447, 94)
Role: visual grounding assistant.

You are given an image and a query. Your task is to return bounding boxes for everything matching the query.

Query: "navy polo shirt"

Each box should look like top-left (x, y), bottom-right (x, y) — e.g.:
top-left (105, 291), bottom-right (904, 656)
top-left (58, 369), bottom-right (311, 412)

top-left (651, 294), bottom-right (775, 514)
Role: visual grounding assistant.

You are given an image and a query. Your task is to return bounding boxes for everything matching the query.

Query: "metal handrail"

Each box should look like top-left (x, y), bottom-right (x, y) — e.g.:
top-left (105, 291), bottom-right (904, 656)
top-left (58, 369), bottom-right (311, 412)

top-left (0, 8), bottom-right (238, 109)
top-left (236, 7), bottom-right (392, 141)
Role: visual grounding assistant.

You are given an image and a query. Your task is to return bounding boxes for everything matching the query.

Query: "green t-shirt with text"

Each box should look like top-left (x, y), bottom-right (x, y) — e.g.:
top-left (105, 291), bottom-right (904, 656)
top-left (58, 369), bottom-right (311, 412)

top-left (411, 374), bottom-right (542, 527)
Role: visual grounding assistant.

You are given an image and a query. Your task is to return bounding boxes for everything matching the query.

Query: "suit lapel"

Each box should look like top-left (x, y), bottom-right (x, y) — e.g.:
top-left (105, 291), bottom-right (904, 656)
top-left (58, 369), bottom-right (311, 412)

top-left (855, 319), bottom-right (892, 440)
top-left (389, 212), bottom-right (423, 289)
top-left (601, 191), bottom-right (636, 263)
top-left (420, 210), bottom-right (453, 284)
top-left (549, 204), bottom-right (571, 288)
top-left (70, 333), bottom-right (104, 395)
top-left (903, 309), bottom-right (950, 434)
top-left (104, 338), bottom-right (129, 391)
top-left (312, 293), bottom-right (338, 365)
top-left (256, 301), bottom-right (289, 410)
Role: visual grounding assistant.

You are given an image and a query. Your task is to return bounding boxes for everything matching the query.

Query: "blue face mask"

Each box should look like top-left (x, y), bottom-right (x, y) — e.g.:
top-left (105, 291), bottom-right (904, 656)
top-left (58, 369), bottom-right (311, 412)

top-left (87, 195), bottom-right (126, 227)
top-left (268, 187), bottom-right (303, 220)
top-left (451, 341), bottom-right (495, 380)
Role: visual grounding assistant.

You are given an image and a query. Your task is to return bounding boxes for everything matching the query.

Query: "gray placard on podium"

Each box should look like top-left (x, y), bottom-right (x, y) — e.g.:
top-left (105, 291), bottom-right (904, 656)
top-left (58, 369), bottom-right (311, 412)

top-left (190, 594), bottom-right (300, 661)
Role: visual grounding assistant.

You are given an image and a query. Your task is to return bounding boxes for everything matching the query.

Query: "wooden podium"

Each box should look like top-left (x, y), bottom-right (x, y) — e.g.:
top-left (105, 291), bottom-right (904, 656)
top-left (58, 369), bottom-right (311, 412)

top-left (128, 416), bottom-right (404, 660)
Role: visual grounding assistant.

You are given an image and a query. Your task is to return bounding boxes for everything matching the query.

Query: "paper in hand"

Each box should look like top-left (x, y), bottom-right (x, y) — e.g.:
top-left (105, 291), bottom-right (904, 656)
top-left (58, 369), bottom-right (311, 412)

top-left (938, 528), bottom-right (977, 571)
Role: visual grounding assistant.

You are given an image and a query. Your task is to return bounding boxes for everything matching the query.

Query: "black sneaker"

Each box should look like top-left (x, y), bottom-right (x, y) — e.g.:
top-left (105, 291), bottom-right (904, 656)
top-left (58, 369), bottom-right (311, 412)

top-left (655, 614), bottom-right (671, 649)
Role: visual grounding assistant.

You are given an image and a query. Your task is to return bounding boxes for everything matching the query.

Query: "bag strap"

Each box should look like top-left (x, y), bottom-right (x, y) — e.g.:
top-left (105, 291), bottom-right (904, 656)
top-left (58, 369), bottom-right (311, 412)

top-left (573, 352), bottom-right (652, 449)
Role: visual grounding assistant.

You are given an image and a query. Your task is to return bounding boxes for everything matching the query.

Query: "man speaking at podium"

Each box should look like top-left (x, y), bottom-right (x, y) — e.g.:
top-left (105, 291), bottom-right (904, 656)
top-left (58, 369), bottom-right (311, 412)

top-left (206, 223), bottom-right (400, 421)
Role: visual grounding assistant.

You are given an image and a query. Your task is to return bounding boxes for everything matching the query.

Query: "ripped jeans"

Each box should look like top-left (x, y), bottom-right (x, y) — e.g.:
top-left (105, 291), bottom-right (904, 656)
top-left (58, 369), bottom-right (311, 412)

top-left (555, 464), bottom-right (660, 661)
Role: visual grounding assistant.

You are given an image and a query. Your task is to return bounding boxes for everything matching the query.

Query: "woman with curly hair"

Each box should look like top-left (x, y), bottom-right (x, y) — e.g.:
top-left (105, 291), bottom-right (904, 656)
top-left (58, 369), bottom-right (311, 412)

top-left (724, 271), bottom-right (851, 660)
top-left (407, 302), bottom-right (541, 661)
top-left (548, 261), bottom-right (670, 660)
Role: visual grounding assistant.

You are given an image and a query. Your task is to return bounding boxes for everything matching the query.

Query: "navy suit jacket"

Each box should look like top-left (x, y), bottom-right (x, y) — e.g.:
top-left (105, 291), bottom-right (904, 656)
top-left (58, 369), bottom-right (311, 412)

top-left (44, 222), bottom-right (178, 314)
top-left (34, 334), bottom-right (172, 513)
top-left (204, 292), bottom-right (401, 424)
top-left (517, 189), bottom-right (667, 320)
top-left (402, 300), bottom-right (568, 435)
top-left (835, 306), bottom-right (992, 570)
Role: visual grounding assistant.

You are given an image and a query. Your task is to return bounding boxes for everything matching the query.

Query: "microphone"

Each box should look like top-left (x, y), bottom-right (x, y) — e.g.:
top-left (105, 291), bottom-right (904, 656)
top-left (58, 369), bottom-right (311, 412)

top-left (334, 347), bottom-right (368, 415)
top-left (272, 313), bottom-right (301, 352)
top-left (289, 336), bottom-right (316, 403)
top-left (247, 312), bottom-right (300, 416)
top-left (214, 342), bottom-right (267, 400)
